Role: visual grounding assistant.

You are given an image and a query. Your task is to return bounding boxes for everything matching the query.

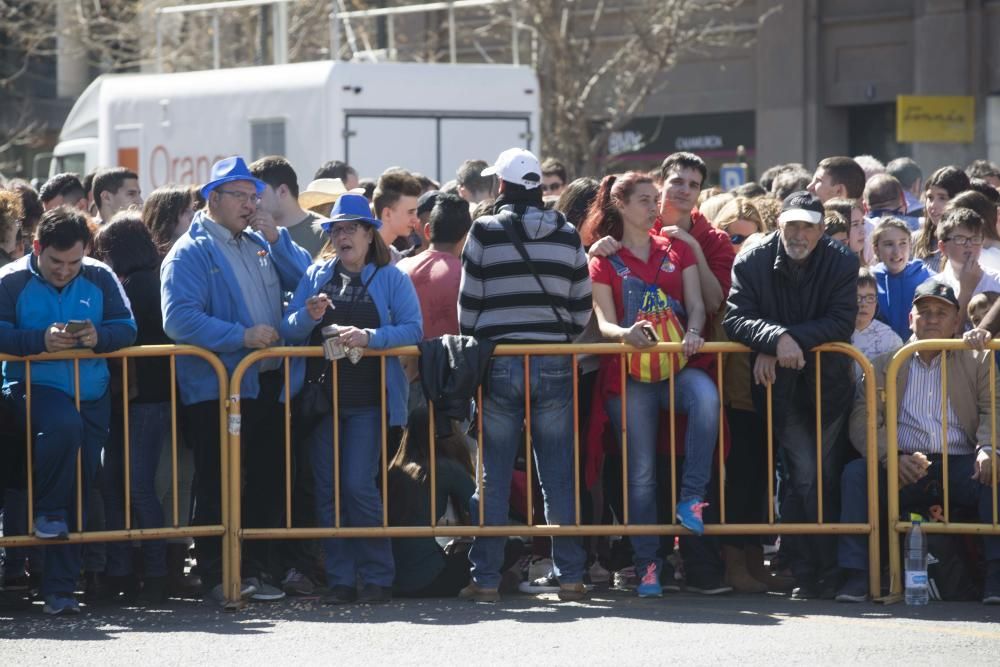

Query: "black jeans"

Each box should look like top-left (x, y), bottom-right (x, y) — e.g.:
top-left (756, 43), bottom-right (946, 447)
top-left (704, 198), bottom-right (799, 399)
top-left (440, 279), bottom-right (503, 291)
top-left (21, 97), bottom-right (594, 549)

top-left (183, 371), bottom-right (286, 588)
top-left (722, 407), bottom-right (769, 547)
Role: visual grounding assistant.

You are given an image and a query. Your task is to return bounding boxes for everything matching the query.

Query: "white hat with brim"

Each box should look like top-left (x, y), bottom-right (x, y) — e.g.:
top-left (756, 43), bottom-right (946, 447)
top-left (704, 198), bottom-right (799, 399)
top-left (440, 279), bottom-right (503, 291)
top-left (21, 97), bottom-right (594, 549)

top-left (481, 148), bottom-right (542, 190)
top-left (299, 178), bottom-right (348, 211)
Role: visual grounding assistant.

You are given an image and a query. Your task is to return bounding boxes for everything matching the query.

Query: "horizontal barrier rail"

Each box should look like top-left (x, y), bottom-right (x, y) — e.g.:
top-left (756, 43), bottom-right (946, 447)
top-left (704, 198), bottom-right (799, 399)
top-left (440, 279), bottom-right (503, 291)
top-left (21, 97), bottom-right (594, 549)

top-left (0, 345), bottom-right (231, 592)
top-left (884, 339), bottom-right (1000, 602)
top-left (226, 341), bottom-right (880, 605)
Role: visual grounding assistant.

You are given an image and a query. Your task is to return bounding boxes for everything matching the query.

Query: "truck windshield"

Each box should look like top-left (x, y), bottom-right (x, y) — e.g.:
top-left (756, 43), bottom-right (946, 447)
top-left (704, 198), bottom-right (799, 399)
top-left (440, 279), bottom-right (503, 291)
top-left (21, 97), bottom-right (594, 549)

top-left (56, 154), bottom-right (86, 175)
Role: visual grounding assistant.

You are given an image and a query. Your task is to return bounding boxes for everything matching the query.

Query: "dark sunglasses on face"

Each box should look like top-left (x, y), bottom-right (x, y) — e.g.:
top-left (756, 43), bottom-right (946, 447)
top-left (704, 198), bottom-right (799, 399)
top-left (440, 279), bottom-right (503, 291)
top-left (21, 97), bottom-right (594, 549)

top-left (728, 233), bottom-right (748, 245)
top-left (542, 182), bottom-right (564, 193)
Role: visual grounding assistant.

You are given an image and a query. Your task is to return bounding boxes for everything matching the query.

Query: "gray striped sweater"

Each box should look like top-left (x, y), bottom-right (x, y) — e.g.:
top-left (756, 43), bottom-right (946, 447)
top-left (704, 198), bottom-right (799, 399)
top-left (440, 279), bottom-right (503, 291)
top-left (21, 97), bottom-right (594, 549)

top-left (459, 204), bottom-right (592, 342)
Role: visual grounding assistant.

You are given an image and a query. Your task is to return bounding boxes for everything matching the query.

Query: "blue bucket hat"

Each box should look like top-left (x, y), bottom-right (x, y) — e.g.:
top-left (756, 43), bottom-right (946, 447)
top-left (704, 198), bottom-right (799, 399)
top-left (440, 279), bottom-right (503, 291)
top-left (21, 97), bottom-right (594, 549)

top-left (320, 193), bottom-right (381, 231)
top-left (201, 156), bottom-right (266, 198)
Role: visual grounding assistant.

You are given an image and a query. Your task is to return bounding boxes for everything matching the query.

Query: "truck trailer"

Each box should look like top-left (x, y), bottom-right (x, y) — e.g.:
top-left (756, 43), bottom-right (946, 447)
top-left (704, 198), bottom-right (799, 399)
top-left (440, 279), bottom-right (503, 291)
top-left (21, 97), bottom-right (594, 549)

top-left (51, 60), bottom-right (540, 193)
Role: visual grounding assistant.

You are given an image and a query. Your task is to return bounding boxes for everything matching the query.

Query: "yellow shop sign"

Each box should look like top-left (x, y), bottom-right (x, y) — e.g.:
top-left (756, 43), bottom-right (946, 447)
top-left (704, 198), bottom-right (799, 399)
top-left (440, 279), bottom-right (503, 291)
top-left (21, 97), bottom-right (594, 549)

top-left (896, 95), bottom-right (975, 143)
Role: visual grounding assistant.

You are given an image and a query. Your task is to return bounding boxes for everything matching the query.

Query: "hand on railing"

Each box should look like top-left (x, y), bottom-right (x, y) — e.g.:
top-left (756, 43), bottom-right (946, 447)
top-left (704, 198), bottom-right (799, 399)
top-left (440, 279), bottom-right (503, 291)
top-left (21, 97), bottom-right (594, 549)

top-left (244, 324), bottom-right (279, 349)
top-left (962, 327), bottom-right (992, 350)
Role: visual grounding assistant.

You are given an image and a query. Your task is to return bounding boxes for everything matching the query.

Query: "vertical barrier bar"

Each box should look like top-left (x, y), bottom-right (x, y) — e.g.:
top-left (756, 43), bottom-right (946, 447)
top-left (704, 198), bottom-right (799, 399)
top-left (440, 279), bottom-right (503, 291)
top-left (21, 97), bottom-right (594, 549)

top-left (523, 354), bottom-right (533, 526)
top-left (122, 357), bottom-right (132, 529)
top-left (668, 352), bottom-right (677, 524)
top-left (170, 355), bottom-right (179, 527)
top-left (619, 353), bottom-right (628, 525)
top-left (572, 353), bottom-right (581, 526)
top-left (716, 352), bottom-right (725, 524)
top-left (941, 351), bottom-right (950, 523)
top-left (25, 361), bottom-right (34, 536)
top-left (226, 373), bottom-right (242, 604)
top-left (284, 358), bottom-right (292, 528)
top-left (74, 358), bottom-right (82, 532)
top-left (380, 356), bottom-right (389, 527)
top-left (992, 349), bottom-right (997, 526)
top-left (885, 349), bottom-right (903, 596)
top-left (429, 401), bottom-right (437, 527)
top-left (766, 382), bottom-right (774, 525)
top-left (814, 351), bottom-right (823, 524)
top-left (333, 360), bottom-right (341, 529)
top-left (476, 385), bottom-right (484, 527)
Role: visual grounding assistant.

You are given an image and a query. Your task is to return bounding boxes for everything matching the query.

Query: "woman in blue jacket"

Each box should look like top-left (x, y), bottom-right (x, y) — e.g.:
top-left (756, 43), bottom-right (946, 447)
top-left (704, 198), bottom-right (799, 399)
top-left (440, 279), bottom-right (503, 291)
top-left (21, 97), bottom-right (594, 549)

top-left (281, 194), bottom-right (422, 606)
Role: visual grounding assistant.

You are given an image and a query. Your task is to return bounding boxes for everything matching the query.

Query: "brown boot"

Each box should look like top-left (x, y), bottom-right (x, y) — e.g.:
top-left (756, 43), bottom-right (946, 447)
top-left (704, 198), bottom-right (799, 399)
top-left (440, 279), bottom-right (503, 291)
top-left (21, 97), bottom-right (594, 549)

top-left (723, 545), bottom-right (767, 594)
top-left (744, 544), bottom-right (793, 592)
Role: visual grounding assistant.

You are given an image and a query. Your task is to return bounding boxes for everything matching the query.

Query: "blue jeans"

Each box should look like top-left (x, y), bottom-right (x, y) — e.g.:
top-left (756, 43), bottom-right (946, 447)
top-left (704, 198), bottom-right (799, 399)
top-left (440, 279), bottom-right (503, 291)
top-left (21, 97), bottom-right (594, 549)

top-left (308, 406), bottom-right (394, 588)
top-left (838, 454), bottom-right (1000, 571)
top-left (6, 385), bottom-right (110, 597)
top-left (605, 367), bottom-right (719, 572)
top-left (469, 354), bottom-right (585, 589)
top-left (102, 402), bottom-right (171, 578)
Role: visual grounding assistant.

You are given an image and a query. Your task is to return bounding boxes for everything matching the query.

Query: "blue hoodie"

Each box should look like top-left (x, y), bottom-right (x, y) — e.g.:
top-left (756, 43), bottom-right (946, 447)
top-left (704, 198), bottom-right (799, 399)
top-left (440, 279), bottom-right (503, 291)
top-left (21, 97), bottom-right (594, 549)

top-left (0, 254), bottom-right (136, 401)
top-left (281, 258), bottom-right (422, 426)
top-left (160, 213), bottom-right (312, 405)
top-left (872, 259), bottom-right (933, 340)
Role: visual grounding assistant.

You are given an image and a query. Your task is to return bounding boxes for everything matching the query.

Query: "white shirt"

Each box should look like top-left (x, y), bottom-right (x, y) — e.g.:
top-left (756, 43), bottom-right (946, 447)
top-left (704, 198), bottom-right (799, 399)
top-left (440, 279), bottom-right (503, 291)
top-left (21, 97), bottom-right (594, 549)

top-left (852, 319), bottom-right (903, 369)
top-left (938, 264), bottom-right (1000, 298)
top-left (979, 246), bottom-right (1000, 274)
top-left (897, 353), bottom-right (974, 456)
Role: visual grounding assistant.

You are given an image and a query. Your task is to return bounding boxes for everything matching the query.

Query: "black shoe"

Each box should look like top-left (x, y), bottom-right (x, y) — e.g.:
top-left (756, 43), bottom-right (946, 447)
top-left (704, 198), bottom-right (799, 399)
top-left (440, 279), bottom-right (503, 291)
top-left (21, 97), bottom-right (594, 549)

top-left (357, 583), bottom-right (391, 604)
top-left (84, 572), bottom-right (112, 603)
top-left (983, 561), bottom-right (1000, 605)
top-left (105, 574), bottom-right (140, 603)
top-left (137, 576), bottom-right (168, 605)
top-left (322, 585), bottom-right (357, 605)
top-left (791, 576), bottom-right (820, 600)
top-left (685, 571), bottom-right (733, 595)
top-left (834, 569), bottom-right (869, 603)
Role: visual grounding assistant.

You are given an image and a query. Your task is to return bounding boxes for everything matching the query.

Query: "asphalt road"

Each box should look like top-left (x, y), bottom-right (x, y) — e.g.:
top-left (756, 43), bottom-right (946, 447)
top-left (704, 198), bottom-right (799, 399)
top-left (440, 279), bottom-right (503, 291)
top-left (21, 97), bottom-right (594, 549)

top-left (3, 589), bottom-right (999, 664)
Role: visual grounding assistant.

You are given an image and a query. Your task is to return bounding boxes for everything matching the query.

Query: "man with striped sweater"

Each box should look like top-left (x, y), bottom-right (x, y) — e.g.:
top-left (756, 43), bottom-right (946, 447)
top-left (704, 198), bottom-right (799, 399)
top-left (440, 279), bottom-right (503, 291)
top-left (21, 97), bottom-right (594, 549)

top-left (457, 148), bottom-right (592, 603)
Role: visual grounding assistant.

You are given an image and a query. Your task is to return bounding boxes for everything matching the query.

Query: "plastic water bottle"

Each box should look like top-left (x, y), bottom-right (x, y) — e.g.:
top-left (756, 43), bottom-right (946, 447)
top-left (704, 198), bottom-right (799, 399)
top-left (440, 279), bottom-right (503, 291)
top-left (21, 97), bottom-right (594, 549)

top-left (904, 519), bottom-right (929, 605)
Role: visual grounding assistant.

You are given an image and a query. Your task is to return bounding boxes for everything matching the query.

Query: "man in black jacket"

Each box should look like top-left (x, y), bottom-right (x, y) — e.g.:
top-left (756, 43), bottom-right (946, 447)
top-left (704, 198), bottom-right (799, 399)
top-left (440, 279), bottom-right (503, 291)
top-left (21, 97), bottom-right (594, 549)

top-left (724, 191), bottom-right (859, 599)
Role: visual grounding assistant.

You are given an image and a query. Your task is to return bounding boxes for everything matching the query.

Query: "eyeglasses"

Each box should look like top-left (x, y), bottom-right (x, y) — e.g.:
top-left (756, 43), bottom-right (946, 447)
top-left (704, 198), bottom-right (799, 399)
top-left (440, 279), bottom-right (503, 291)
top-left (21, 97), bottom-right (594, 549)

top-left (542, 182), bottom-right (564, 193)
top-left (856, 294), bottom-right (877, 305)
top-left (943, 235), bottom-right (984, 246)
top-left (328, 221), bottom-right (362, 237)
top-left (728, 233), bottom-right (748, 245)
top-left (216, 189), bottom-right (261, 205)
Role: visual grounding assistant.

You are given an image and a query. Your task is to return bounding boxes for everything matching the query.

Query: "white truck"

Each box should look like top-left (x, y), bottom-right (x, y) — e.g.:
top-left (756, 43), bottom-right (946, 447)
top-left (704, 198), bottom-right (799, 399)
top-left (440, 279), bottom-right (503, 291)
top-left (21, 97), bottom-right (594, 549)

top-left (51, 60), bottom-right (540, 193)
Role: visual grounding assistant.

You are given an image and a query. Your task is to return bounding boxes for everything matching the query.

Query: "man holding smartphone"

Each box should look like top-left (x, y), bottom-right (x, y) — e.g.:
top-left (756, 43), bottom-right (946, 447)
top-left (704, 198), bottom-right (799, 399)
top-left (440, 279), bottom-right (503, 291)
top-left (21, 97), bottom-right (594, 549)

top-left (0, 206), bottom-right (136, 615)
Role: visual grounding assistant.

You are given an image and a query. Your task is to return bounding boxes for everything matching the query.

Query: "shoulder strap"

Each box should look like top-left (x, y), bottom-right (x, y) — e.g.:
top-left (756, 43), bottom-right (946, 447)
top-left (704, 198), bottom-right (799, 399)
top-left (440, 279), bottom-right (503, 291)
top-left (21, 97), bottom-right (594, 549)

top-left (497, 213), bottom-right (572, 341)
top-left (608, 253), bottom-right (631, 277)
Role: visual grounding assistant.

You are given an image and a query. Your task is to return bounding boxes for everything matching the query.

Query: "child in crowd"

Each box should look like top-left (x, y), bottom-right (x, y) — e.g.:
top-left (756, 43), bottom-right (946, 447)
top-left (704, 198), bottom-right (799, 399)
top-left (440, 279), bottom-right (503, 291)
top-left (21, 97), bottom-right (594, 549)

top-left (824, 211), bottom-right (849, 245)
top-left (935, 207), bottom-right (1000, 330)
top-left (968, 291), bottom-right (1000, 329)
top-left (870, 216), bottom-right (933, 341)
top-left (852, 267), bottom-right (903, 372)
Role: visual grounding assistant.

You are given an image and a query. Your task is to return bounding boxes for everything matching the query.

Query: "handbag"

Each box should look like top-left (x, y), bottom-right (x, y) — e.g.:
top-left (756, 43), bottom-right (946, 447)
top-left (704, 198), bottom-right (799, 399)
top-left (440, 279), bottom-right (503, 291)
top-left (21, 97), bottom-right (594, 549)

top-left (607, 253), bottom-right (686, 383)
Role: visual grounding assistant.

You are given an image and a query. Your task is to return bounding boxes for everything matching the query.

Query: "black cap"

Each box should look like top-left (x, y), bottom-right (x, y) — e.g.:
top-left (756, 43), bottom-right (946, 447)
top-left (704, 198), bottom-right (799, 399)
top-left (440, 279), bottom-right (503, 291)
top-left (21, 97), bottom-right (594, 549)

top-left (778, 190), bottom-right (825, 225)
top-left (417, 190), bottom-right (440, 217)
top-left (912, 277), bottom-right (959, 309)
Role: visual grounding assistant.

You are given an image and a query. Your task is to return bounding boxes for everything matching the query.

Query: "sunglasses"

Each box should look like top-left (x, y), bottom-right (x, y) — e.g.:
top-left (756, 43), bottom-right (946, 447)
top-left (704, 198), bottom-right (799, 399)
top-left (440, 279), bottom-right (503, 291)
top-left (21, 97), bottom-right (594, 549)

top-left (542, 182), bottom-right (564, 193)
top-left (728, 233), bottom-right (748, 245)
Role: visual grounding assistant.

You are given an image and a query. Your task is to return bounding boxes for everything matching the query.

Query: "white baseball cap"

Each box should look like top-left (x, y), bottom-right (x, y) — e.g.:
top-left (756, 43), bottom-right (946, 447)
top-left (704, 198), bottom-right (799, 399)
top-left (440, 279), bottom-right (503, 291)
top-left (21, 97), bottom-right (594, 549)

top-left (481, 148), bottom-right (542, 190)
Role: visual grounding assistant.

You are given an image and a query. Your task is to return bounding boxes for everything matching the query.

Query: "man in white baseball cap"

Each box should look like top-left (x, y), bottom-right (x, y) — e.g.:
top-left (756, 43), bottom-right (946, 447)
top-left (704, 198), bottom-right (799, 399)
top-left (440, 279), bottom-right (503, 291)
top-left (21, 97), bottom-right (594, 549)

top-left (480, 147), bottom-right (543, 190)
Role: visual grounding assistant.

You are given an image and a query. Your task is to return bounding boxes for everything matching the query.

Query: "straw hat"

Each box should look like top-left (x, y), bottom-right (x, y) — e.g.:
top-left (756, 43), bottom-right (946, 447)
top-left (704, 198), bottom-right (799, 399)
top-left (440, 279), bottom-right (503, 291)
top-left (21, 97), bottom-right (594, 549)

top-left (299, 178), bottom-right (348, 212)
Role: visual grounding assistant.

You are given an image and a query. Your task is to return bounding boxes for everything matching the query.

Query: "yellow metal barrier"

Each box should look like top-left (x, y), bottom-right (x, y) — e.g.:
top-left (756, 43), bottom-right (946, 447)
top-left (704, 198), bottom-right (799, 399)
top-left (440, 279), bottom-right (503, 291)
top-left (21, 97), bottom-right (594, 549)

top-left (0, 345), bottom-right (230, 591)
top-left (884, 339), bottom-right (1000, 603)
top-left (225, 341), bottom-right (880, 605)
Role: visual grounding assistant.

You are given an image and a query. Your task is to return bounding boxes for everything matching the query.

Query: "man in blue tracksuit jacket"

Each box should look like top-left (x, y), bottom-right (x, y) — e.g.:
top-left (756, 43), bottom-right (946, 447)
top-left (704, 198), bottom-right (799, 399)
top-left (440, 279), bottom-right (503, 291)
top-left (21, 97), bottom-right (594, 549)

top-left (0, 207), bottom-right (136, 615)
top-left (160, 156), bottom-right (311, 602)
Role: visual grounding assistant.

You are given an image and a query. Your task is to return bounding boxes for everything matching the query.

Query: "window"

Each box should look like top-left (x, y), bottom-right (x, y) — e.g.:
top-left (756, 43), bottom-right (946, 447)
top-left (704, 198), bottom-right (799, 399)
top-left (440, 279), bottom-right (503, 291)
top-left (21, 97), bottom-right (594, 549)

top-left (250, 119), bottom-right (286, 160)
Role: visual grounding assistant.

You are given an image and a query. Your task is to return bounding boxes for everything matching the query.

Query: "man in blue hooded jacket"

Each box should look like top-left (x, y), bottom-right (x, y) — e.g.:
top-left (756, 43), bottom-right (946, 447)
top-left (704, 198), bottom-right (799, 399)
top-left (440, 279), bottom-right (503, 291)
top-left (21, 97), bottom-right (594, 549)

top-left (0, 207), bottom-right (136, 614)
top-left (161, 156), bottom-right (311, 603)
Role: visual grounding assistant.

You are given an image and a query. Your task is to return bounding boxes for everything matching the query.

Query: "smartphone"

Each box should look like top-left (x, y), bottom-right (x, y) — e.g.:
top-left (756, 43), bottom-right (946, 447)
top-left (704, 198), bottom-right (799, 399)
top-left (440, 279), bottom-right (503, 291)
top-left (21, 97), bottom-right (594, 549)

top-left (64, 320), bottom-right (87, 334)
top-left (642, 326), bottom-right (659, 343)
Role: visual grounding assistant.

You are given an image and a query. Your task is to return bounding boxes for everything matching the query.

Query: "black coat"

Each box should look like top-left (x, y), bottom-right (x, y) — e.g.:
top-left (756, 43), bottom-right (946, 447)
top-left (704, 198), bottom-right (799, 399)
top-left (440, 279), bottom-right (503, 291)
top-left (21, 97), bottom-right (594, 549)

top-left (723, 232), bottom-right (859, 427)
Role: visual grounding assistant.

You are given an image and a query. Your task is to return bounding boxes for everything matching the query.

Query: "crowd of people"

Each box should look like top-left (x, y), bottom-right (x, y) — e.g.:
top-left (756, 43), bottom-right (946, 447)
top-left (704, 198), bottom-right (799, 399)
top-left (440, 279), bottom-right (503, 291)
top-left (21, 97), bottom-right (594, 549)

top-left (1, 145), bottom-right (1000, 616)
